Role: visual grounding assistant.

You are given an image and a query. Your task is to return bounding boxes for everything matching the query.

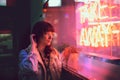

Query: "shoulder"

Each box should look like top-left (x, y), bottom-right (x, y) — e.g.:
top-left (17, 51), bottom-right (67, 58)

top-left (19, 49), bottom-right (27, 56)
top-left (19, 45), bottom-right (32, 60)
top-left (19, 49), bottom-right (28, 61)
top-left (19, 45), bottom-right (31, 56)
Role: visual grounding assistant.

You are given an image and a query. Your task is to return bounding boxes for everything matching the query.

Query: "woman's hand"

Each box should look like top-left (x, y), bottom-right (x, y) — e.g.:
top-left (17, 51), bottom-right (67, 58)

top-left (30, 34), bottom-right (39, 57)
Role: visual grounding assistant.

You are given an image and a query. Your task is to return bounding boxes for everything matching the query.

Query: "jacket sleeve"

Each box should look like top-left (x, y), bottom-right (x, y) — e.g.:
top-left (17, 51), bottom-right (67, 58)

top-left (19, 50), bottom-right (38, 74)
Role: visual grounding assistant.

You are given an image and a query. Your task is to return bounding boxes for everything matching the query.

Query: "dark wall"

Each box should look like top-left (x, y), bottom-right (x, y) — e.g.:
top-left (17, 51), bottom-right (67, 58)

top-left (0, 6), bottom-right (18, 80)
top-left (0, 0), bottom-right (43, 80)
top-left (15, 0), bottom-right (31, 51)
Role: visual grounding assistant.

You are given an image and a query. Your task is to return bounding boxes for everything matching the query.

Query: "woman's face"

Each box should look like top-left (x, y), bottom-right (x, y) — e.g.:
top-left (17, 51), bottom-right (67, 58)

top-left (39, 31), bottom-right (54, 46)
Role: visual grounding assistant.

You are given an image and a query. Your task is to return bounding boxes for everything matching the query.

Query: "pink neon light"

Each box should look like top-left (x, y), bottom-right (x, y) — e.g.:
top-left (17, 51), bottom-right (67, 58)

top-left (77, 0), bottom-right (119, 24)
top-left (79, 23), bottom-right (120, 47)
top-left (76, 0), bottom-right (120, 47)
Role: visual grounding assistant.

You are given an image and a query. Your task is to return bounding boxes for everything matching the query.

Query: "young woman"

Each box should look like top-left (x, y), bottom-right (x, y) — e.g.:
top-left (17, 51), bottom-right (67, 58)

top-left (19, 21), bottom-right (62, 80)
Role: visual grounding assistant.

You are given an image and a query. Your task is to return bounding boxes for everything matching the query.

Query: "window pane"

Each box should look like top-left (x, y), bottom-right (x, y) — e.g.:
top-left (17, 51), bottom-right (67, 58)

top-left (0, 0), bottom-right (6, 6)
top-left (0, 31), bottom-right (13, 55)
top-left (48, 0), bottom-right (61, 7)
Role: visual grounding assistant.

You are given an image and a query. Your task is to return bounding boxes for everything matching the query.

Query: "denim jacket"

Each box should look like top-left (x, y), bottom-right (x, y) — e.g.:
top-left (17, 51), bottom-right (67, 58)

top-left (19, 47), bottom-right (62, 80)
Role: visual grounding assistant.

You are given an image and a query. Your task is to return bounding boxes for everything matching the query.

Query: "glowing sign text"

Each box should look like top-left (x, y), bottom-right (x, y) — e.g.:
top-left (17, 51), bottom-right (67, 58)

top-left (79, 23), bottom-right (120, 47)
top-left (77, 0), bottom-right (117, 24)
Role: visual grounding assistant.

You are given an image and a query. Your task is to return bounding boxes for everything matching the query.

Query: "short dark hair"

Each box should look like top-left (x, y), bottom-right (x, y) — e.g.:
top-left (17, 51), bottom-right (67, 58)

top-left (31, 21), bottom-right (55, 43)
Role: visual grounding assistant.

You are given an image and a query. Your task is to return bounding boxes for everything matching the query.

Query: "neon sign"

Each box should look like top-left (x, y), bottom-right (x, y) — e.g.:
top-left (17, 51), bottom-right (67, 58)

top-left (78, 1), bottom-right (99, 23)
top-left (76, 0), bottom-right (120, 47)
top-left (77, 0), bottom-right (119, 24)
top-left (79, 22), bottom-right (120, 47)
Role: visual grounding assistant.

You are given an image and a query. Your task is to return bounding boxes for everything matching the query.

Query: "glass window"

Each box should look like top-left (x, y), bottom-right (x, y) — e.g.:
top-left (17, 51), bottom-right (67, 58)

top-left (48, 0), bottom-right (61, 7)
top-left (76, 0), bottom-right (120, 57)
top-left (0, 0), bottom-right (6, 6)
top-left (0, 30), bottom-right (13, 55)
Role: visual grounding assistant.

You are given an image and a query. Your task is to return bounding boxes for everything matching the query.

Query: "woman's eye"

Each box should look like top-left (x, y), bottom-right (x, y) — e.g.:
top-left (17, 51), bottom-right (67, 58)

top-left (45, 32), bottom-right (54, 38)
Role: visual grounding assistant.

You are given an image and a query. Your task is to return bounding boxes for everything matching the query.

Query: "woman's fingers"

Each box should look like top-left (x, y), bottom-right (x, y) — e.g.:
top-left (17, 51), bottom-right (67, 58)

top-left (30, 34), bottom-right (40, 60)
top-left (30, 34), bottom-right (37, 51)
top-left (30, 34), bottom-right (35, 43)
